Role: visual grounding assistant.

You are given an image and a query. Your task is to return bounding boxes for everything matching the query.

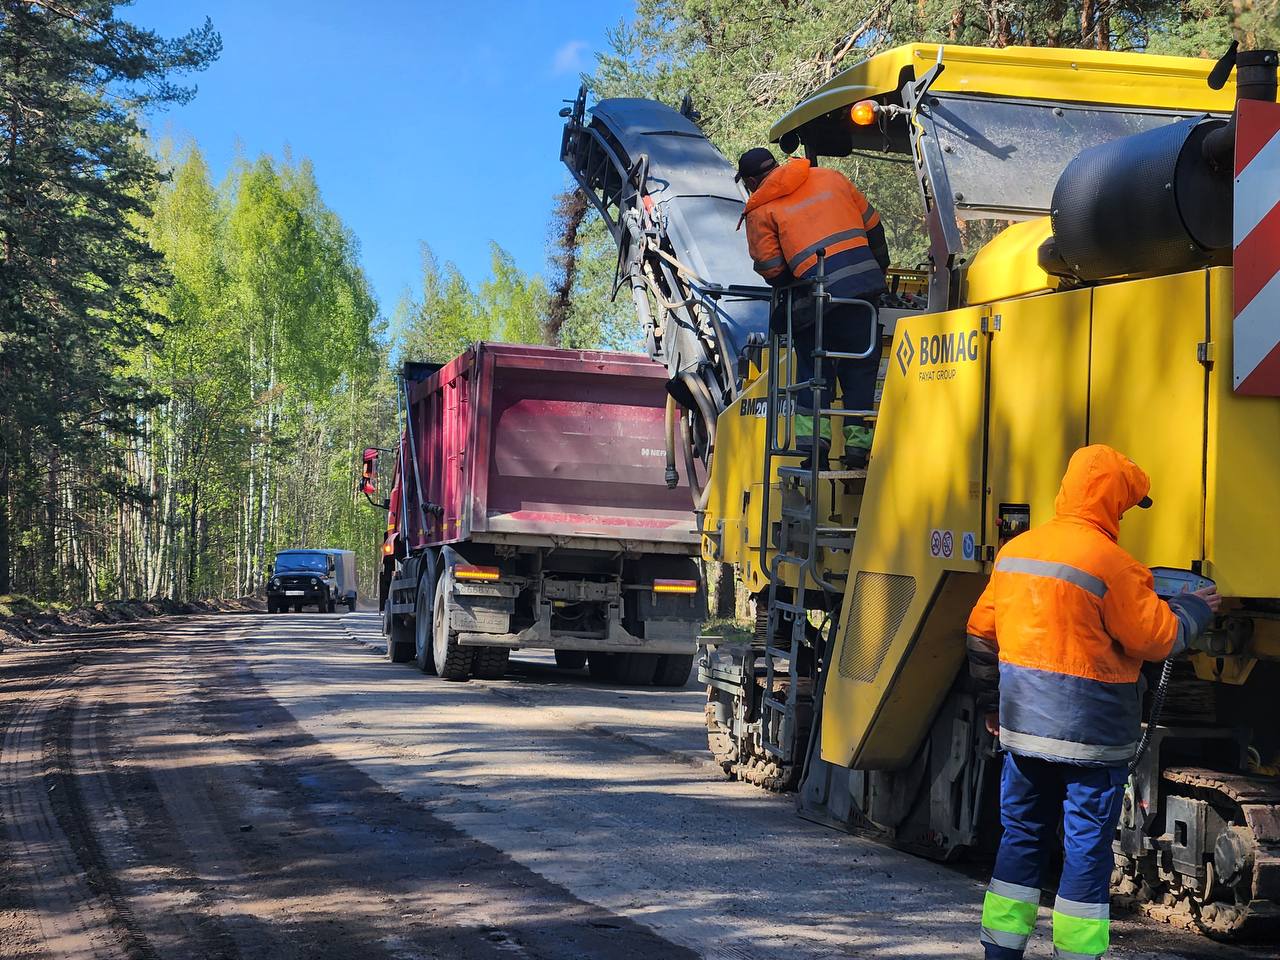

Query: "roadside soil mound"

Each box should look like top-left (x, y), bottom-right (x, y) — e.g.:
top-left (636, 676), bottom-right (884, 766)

top-left (0, 595), bottom-right (262, 649)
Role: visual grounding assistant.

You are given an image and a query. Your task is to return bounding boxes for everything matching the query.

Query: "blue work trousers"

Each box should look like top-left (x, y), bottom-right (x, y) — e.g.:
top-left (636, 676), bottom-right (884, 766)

top-left (981, 751), bottom-right (1127, 959)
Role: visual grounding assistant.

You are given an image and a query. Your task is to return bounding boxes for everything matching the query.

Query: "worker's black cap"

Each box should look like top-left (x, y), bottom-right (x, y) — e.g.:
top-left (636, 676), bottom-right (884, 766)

top-left (1138, 495), bottom-right (1153, 509)
top-left (735, 147), bottom-right (777, 182)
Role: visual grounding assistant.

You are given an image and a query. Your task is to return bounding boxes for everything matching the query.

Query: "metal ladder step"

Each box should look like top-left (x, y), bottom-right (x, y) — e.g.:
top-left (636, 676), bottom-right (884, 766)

top-left (777, 466), bottom-right (867, 483)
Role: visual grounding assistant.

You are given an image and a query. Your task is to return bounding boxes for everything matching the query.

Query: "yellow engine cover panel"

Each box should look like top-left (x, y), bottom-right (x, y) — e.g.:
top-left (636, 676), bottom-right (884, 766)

top-left (1089, 271), bottom-right (1208, 569)
top-left (1205, 268), bottom-right (1280, 597)
top-left (985, 290), bottom-right (1092, 538)
top-left (823, 307), bottom-right (987, 769)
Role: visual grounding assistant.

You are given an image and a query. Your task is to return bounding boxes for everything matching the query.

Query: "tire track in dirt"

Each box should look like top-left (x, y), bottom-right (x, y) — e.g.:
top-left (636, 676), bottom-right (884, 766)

top-left (0, 670), bottom-right (126, 960)
top-left (71, 667), bottom-right (243, 958)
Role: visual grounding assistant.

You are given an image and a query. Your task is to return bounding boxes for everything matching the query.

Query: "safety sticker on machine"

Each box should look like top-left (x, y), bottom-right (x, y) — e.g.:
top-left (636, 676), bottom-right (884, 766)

top-left (962, 532), bottom-right (977, 561)
top-left (930, 530), bottom-right (954, 559)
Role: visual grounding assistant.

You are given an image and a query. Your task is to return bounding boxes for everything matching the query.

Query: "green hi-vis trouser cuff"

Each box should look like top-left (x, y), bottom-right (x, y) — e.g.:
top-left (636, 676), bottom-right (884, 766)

top-left (981, 880), bottom-right (1039, 954)
top-left (794, 414), bottom-right (831, 443)
top-left (794, 416), bottom-right (873, 450)
top-left (845, 423), bottom-right (873, 450)
top-left (1051, 896), bottom-right (1110, 959)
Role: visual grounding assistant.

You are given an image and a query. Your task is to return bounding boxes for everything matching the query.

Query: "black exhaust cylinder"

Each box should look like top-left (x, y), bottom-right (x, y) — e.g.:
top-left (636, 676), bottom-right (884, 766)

top-left (1049, 116), bottom-right (1232, 281)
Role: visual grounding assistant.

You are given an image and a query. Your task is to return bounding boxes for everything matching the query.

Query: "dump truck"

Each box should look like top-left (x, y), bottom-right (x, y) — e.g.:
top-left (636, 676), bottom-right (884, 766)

top-left (359, 342), bottom-right (706, 685)
top-left (563, 43), bottom-right (1280, 936)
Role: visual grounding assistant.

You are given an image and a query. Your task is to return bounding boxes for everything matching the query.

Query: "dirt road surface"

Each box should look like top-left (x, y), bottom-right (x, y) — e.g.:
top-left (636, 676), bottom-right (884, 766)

top-left (0, 612), bottom-right (1270, 960)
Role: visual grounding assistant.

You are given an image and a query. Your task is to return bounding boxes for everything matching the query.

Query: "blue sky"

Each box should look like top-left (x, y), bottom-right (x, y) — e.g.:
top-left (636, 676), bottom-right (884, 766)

top-left (130, 0), bottom-right (634, 314)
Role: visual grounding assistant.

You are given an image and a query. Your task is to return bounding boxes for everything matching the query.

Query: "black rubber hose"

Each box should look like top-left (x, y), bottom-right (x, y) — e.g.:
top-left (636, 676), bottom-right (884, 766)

top-left (1129, 656), bottom-right (1175, 774)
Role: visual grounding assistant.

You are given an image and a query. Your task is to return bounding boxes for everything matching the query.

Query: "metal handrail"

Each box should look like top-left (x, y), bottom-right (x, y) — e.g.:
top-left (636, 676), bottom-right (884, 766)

top-left (751, 251), bottom-right (881, 765)
top-left (755, 253), bottom-right (879, 593)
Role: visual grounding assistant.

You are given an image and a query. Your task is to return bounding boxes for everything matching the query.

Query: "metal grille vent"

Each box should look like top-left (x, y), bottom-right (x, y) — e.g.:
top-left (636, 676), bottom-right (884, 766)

top-left (837, 572), bottom-right (916, 683)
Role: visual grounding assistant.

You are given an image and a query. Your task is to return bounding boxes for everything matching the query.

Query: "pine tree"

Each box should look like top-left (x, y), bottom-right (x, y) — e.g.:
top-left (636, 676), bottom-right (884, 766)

top-left (0, 1), bottom-right (219, 594)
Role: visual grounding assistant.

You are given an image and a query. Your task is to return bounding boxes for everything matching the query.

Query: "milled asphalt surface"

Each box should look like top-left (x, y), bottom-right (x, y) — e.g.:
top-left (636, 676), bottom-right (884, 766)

top-left (0, 611), bottom-right (1267, 959)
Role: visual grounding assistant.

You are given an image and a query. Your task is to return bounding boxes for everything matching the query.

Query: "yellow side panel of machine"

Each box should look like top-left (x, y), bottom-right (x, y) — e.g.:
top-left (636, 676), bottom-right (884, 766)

top-left (822, 307), bottom-right (988, 770)
top-left (702, 351), bottom-right (855, 596)
top-left (1089, 271), bottom-right (1207, 569)
top-left (985, 290), bottom-right (1092, 538)
top-left (702, 370), bottom-right (770, 582)
top-left (1204, 267), bottom-right (1280, 598)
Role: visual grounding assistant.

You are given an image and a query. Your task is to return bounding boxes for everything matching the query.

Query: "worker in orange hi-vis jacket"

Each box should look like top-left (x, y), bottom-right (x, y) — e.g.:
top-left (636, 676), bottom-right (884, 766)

top-left (737, 147), bottom-right (889, 469)
top-left (966, 444), bottom-right (1220, 960)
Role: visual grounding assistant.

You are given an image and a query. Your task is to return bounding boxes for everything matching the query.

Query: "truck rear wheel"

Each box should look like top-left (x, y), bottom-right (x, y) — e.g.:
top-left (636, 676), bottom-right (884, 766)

top-left (414, 578), bottom-right (436, 674)
top-left (473, 646), bottom-right (510, 680)
top-left (384, 601), bottom-right (414, 663)
top-left (554, 649), bottom-right (587, 671)
top-left (433, 573), bottom-right (473, 681)
top-left (614, 653), bottom-right (660, 686)
top-left (652, 653), bottom-right (694, 687)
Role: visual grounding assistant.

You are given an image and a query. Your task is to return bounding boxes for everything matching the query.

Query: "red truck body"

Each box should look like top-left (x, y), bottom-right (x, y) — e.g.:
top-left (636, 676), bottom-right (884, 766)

top-left (373, 343), bottom-right (705, 686)
top-left (387, 343), bottom-right (696, 553)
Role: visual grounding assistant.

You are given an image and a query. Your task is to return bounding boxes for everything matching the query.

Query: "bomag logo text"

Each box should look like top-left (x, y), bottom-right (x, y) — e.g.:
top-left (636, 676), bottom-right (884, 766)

top-left (899, 328), bottom-right (980, 382)
top-left (739, 397), bottom-right (794, 417)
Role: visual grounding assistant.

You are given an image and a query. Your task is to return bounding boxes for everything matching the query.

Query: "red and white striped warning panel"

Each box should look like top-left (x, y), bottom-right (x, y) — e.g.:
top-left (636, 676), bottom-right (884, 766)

top-left (1234, 99), bottom-right (1280, 395)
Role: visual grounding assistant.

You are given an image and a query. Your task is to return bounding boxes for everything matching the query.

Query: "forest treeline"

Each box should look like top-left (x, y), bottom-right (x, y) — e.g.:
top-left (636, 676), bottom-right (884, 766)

top-left (0, 2), bottom-right (550, 603)
top-left (2, 0), bottom-right (1275, 603)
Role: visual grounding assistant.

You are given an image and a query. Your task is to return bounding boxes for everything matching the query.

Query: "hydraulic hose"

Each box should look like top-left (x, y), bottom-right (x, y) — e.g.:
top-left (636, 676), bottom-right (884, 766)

top-left (680, 414), bottom-right (711, 512)
top-left (681, 371), bottom-right (719, 454)
top-left (664, 395), bottom-right (679, 489)
top-left (1129, 656), bottom-right (1175, 774)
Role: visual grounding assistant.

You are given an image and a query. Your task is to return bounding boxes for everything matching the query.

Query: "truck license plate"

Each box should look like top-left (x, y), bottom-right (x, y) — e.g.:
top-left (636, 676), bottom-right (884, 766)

top-left (285, 590), bottom-right (303, 596)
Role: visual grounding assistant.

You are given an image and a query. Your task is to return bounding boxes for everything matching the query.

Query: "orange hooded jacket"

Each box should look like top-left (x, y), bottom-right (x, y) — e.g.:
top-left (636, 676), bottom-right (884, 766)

top-left (743, 158), bottom-right (888, 298)
top-left (966, 445), bottom-right (1213, 765)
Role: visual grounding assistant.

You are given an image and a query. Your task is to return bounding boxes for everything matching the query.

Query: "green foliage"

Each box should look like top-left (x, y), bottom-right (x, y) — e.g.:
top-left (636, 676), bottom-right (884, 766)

top-left (135, 145), bottom-right (387, 599)
top-left (555, 217), bottom-right (643, 352)
top-left (0, 1), bottom-right (219, 596)
top-left (393, 241), bottom-right (549, 365)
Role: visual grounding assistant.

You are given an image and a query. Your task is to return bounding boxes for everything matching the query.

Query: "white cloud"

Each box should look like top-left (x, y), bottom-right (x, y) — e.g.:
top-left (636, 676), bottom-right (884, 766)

top-left (552, 39), bottom-right (589, 76)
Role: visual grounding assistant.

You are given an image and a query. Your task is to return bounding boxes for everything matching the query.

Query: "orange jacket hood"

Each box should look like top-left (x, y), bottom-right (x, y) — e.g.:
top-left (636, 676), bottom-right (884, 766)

top-left (744, 157), bottom-right (811, 214)
top-left (1053, 444), bottom-right (1151, 540)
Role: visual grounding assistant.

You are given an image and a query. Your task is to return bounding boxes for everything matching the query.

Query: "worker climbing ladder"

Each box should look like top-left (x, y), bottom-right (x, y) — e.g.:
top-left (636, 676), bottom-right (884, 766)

top-left (755, 252), bottom-right (880, 780)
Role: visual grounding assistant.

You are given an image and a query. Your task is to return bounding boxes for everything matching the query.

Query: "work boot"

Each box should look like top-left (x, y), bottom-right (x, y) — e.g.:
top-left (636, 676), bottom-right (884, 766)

top-left (796, 438), bottom-right (831, 472)
top-left (841, 446), bottom-right (870, 471)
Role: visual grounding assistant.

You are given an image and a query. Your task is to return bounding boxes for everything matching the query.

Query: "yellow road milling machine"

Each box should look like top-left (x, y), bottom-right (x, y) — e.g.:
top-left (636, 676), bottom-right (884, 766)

top-left (561, 42), bottom-right (1280, 936)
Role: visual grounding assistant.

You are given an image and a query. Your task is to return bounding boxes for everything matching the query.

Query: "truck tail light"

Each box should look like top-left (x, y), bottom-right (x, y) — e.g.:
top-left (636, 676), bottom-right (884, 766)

top-left (455, 565), bottom-right (500, 581)
top-left (653, 579), bottom-right (698, 594)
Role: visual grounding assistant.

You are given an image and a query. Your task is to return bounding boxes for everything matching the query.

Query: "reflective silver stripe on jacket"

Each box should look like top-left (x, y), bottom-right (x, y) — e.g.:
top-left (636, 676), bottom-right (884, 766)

top-left (1052, 949), bottom-right (1103, 960)
top-left (823, 260), bottom-right (883, 287)
top-left (1053, 896), bottom-right (1109, 920)
top-left (754, 255), bottom-right (785, 272)
top-left (995, 556), bottom-right (1108, 599)
top-left (999, 727), bottom-right (1136, 763)
top-left (786, 227), bottom-right (867, 272)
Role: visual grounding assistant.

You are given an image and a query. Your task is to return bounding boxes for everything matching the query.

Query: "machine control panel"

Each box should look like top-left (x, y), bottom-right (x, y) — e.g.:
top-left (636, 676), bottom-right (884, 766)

top-left (1150, 566), bottom-right (1215, 600)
